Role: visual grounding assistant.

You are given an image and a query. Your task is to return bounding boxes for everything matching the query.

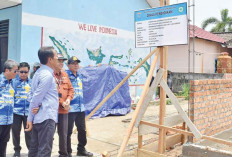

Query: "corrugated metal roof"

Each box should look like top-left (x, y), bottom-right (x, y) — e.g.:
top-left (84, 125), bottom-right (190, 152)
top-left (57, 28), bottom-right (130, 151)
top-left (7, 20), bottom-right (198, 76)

top-left (214, 32), bottom-right (232, 48)
top-left (190, 25), bottom-right (226, 44)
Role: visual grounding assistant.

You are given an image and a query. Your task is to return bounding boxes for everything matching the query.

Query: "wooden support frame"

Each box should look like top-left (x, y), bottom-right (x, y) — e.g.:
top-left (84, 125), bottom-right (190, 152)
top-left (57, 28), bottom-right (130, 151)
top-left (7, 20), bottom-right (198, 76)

top-left (117, 49), bottom-right (160, 157)
top-left (140, 121), bottom-right (232, 147)
top-left (138, 134), bottom-right (182, 156)
top-left (135, 68), bottom-right (165, 127)
top-left (159, 79), bottom-right (202, 139)
top-left (138, 114), bottom-right (184, 136)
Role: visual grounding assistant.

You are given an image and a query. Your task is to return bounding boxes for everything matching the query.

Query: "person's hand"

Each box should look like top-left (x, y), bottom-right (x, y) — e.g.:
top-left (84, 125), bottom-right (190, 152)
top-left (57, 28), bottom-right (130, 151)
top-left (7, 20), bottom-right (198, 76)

top-left (25, 121), bottom-right (33, 132)
top-left (32, 107), bottom-right (40, 114)
top-left (62, 99), bottom-right (70, 110)
top-left (65, 99), bottom-right (70, 106)
top-left (65, 99), bottom-right (71, 110)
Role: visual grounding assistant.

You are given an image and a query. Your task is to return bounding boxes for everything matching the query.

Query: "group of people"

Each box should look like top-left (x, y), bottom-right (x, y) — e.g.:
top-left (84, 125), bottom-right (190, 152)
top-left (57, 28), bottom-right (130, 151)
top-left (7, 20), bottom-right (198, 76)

top-left (0, 46), bottom-right (93, 157)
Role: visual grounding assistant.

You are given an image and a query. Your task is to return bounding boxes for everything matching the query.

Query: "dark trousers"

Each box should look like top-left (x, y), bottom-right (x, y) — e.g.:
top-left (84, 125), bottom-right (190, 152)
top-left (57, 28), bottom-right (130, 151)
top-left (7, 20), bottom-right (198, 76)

top-left (57, 114), bottom-right (68, 157)
top-left (28, 119), bottom-right (56, 157)
top-left (0, 125), bottom-right (11, 157)
top-left (67, 112), bottom-right (87, 154)
top-left (12, 114), bottom-right (31, 152)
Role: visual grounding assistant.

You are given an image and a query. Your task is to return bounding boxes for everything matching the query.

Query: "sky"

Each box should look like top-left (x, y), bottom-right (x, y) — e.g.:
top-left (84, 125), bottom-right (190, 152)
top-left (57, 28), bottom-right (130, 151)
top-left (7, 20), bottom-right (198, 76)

top-left (170, 0), bottom-right (232, 31)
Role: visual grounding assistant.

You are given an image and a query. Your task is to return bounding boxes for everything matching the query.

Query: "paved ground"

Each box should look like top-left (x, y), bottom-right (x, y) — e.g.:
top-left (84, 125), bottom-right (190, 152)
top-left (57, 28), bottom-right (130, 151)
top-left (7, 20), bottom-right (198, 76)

top-left (6, 99), bottom-right (188, 157)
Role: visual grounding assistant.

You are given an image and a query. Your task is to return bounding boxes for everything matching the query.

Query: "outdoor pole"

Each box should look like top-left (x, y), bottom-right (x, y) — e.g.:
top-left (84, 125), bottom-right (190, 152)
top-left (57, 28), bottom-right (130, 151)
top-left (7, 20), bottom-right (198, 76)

top-left (193, 0), bottom-right (195, 73)
top-left (158, 0), bottom-right (168, 154)
top-left (117, 49), bottom-right (160, 157)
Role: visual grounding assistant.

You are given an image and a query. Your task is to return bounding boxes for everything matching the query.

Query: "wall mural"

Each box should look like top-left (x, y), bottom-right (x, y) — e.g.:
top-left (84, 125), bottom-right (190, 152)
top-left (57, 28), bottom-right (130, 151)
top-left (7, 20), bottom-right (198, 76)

top-left (43, 28), bottom-right (152, 85)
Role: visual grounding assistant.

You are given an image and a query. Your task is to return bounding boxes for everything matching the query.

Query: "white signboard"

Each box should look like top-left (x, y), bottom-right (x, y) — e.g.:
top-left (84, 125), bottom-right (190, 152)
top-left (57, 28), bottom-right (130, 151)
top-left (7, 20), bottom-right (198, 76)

top-left (135, 3), bottom-right (188, 48)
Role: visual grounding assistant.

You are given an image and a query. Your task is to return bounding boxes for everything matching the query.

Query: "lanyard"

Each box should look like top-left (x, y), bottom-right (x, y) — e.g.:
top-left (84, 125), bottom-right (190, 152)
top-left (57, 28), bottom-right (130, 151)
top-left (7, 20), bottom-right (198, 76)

top-left (54, 73), bottom-right (62, 93)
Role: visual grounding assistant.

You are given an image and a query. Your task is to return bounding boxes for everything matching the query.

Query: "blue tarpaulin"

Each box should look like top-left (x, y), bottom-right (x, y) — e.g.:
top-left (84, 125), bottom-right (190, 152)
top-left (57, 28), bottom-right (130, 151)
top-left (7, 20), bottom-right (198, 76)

top-left (78, 65), bottom-right (131, 119)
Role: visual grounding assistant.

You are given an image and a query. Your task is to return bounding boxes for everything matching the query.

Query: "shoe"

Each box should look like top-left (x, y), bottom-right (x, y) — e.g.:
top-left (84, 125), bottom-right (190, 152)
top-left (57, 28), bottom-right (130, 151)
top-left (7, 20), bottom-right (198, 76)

top-left (13, 151), bottom-right (20, 157)
top-left (77, 150), bottom-right (93, 157)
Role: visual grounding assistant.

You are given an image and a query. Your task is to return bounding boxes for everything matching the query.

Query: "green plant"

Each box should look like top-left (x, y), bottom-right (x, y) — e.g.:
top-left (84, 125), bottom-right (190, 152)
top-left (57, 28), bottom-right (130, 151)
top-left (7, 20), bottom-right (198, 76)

top-left (181, 83), bottom-right (190, 100)
top-left (166, 99), bottom-right (172, 105)
top-left (202, 9), bottom-right (232, 32)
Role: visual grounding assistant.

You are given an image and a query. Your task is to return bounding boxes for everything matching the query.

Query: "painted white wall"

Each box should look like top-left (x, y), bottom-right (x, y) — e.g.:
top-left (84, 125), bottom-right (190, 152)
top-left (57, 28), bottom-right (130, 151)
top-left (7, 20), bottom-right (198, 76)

top-left (168, 38), bottom-right (225, 73)
top-left (168, 44), bottom-right (188, 72)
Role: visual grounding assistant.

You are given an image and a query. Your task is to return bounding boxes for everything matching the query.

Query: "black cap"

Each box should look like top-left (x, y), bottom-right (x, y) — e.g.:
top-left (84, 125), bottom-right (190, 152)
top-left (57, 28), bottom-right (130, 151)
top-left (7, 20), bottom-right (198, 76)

top-left (68, 56), bottom-right (81, 64)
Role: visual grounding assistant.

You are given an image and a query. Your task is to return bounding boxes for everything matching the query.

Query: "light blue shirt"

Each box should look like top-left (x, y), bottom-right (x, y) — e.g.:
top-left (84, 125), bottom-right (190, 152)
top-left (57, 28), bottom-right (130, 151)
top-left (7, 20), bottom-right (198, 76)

top-left (27, 65), bottom-right (59, 124)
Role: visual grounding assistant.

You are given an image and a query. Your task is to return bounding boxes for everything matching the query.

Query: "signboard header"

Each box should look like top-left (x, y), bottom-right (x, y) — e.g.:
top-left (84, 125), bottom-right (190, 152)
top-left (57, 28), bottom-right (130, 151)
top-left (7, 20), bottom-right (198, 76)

top-left (135, 3), bottom-right (188, 48)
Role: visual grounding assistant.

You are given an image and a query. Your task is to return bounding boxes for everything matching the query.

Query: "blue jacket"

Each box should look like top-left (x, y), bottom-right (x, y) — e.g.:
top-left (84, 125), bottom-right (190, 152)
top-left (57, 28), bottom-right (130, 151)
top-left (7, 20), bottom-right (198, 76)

top-left (0, 74), bottom-right (15, 125)
top-left (66, 70), bottom-right (84, 113)
top-left (12, 77), bottom-right (31, 116)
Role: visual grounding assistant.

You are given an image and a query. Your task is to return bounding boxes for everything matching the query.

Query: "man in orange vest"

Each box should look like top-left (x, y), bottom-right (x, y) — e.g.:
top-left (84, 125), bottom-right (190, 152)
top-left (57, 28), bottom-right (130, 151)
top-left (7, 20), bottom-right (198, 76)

top-left (55, 54), bottom-right (74, 157)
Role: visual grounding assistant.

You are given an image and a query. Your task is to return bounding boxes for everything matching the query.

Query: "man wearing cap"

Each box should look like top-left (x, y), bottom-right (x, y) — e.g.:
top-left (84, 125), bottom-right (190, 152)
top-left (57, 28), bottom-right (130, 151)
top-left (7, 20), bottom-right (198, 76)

top-left (55, 54), bottom-right (74, 157)
top-left (66, 56), bottom-right (93, 157)
top-left (30, 62), bottom-right (40, 79)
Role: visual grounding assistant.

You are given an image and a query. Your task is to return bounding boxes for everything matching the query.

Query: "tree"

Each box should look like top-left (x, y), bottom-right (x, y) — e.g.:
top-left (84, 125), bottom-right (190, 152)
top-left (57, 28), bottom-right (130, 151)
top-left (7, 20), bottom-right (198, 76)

top-left (202, 9), bottom-right (232, 32)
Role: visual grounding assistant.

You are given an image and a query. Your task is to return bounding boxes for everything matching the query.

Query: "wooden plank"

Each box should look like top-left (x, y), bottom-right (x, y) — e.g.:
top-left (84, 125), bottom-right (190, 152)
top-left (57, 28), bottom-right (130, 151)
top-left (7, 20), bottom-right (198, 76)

top-left (139, 114), bottom-right (184, 135)
top-left (159, 46), bottom-right (167, 153)
top-left (140, 121), bottom-right (232, 147)
top-left (117, 50), bottom-right (160, 157)
top-left (138, 149), bottom-right (166, 157)
top-left (166, 134), bottom-right (182, 150)
top-left (138, 135), bottom-right (143, 149)
top-left (141, 134), bottom-right (182, 153)
top-left (86, 48), bottom-right (159, 121)
top-left (140, 121), bottom-right (193, 137)
top-left (135, 68), bottom-right (165, 127)
top-left (202, 135), bottom-right (232, 147)
top-left (159, 79), bottom-right (202, 139)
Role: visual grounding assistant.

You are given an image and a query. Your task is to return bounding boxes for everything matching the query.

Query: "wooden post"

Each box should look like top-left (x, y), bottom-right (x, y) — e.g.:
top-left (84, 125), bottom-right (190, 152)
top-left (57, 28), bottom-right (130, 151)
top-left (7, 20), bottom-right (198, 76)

top-left (117, 50), bottom-right (160, 157)
top-left (158, 0), bottom-right (169, 153)
top-left (181, 122), bottom-right (186, 144)
top-left (86, 48), bottom-right (159, 121)
top-left (158, 46), bottom-right (167, 153)
top-left (138, 135), bottom-right (143, 148)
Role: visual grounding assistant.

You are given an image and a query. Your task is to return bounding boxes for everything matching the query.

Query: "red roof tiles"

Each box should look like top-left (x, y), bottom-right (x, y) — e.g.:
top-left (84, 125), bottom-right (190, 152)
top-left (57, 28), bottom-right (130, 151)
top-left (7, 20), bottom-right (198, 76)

top-left (190, 25), bottom-right (225, 43)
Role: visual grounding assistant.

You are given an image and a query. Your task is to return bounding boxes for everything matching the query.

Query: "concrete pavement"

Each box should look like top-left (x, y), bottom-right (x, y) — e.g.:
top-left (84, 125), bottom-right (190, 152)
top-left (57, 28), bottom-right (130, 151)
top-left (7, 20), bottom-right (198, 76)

top-left (6, 99), bottom-right (188, 157)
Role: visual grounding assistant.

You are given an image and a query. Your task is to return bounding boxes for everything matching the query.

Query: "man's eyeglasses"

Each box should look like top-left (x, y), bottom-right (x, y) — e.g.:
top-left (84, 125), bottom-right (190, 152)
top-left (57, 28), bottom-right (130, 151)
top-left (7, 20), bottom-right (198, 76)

top-left (10, 69), bottom-right (19, 73)
top-left (19, 71), bottom-right (29, 74)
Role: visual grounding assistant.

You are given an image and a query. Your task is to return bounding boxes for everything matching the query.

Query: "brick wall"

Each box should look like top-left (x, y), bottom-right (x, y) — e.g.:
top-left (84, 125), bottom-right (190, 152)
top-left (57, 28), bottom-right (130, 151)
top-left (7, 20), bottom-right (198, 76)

top-left (190, 79), bottom-right (232, 136)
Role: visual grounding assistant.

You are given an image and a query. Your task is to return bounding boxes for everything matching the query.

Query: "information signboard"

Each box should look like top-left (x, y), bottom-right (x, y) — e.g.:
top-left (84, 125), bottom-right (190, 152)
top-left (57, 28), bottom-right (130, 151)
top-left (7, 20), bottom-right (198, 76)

top-left (135, 3), bottom-right (188, 48)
